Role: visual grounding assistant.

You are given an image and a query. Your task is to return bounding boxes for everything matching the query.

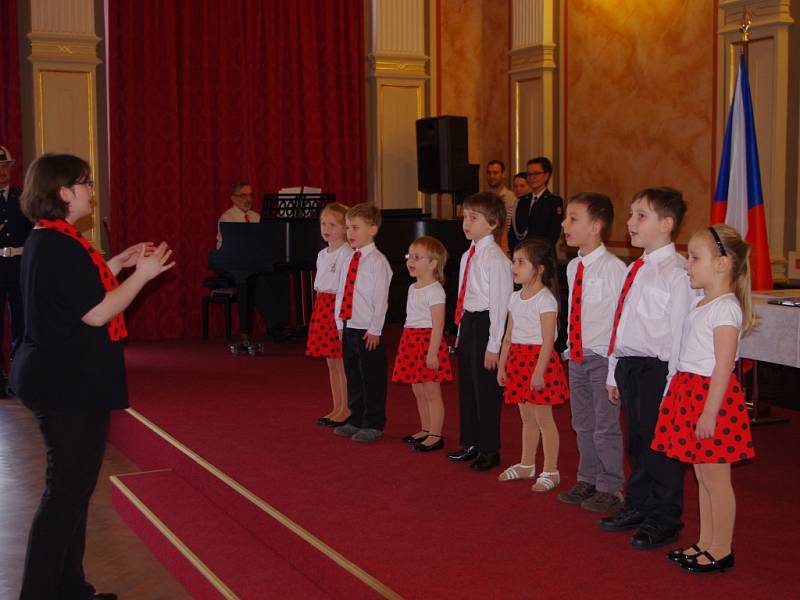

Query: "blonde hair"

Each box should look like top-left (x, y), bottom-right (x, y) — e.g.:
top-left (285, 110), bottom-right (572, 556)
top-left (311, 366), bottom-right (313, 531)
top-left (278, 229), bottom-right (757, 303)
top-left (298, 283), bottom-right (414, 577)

top-left (706, 224), bottom-right (756, 333)
top-left (321, 202), bottom-right (348, 224)
top-left (411, 236), bottom-right (448, 284)
top-left (346, 202), bottom-right (381, 229)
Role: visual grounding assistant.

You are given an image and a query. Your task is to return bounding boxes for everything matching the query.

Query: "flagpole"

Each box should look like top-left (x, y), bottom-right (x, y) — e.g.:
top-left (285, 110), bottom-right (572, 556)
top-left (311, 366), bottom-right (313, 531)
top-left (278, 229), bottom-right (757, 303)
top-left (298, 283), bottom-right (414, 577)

top-left (740, 7), bottom-right (751, 67)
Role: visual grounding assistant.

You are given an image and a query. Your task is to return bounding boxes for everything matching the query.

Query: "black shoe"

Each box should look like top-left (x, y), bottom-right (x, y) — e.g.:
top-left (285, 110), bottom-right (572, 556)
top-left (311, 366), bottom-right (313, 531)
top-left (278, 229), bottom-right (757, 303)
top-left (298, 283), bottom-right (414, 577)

top-left (630, 521), bottom-right (682, 550)
top-left (598, 506), bottom-right (645, 532)
top-left (414, 435), bottom-right (444, 452)
top-left (470, 452), bottom-right (500, 471)
top-left (680, 550), bottom-right (734, 574)
top-left (94, 594), bottom-right (118, 600)
top-left (325, 418), bottom-right (348, 428)
top-left (316, 417), bottom-right (333, 426)
top-left (403, 430), bottom-right (429, 444)
top-left (666, 544), bottom-right (702, 564)
top-left (446, 445), bottom-right (479, 462)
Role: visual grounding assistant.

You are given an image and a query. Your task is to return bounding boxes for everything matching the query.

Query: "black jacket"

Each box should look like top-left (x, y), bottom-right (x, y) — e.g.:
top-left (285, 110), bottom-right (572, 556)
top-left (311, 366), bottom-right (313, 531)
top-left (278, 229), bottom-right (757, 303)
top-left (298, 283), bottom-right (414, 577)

top-left (0, 186), bottom-right (34, 248)
top-left (508, 188), bottom-right (563, 253)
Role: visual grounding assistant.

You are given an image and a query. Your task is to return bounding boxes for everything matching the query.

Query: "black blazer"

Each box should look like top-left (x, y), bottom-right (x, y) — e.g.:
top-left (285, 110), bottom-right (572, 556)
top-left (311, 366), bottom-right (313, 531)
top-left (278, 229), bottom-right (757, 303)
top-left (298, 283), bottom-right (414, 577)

top-left (0, 186), bottom-right (34, 248)
top-left (508, 188), bottom-right (563, 253)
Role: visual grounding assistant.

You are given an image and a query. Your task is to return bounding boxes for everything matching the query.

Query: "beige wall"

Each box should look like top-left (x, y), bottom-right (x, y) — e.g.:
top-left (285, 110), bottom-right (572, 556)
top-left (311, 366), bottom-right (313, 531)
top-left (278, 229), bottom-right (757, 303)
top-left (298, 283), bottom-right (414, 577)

top-left (564, 0), bottom-right (716, 246)
top-left (439, 0), bottom-right (511, 188)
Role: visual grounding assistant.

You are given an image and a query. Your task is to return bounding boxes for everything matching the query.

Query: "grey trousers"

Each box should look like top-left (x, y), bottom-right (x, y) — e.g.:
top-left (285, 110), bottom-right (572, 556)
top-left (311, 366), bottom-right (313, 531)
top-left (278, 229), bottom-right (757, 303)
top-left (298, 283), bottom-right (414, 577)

top-left (568, 352), bottom-right (624, 493)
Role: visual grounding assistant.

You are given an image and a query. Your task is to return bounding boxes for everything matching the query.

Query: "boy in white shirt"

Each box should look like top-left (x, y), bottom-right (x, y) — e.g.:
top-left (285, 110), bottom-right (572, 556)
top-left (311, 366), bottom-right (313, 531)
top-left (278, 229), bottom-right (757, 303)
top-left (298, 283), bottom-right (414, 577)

top-left (446, 193), bottom-right (513, 471)
top-left (334, 204), bottom-right (393, 443)
top-left (600, 187), bottom-right (696, 550)
top-left (558, 193), bottom-right (627, 512)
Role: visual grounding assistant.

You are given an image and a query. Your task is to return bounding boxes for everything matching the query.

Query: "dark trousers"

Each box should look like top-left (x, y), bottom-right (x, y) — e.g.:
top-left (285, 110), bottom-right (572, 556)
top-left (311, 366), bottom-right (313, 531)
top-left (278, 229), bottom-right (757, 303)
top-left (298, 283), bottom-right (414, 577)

top-left (457, 310), bottom-right (502, 453)
top-left (343, 327), bottom-right (387, 430)
top-left (0, 256), bottom-right (24, 366)
top-left (20, 409), bottom-right (110, 600)
top-left (616, 357), bottom-right (685, 528)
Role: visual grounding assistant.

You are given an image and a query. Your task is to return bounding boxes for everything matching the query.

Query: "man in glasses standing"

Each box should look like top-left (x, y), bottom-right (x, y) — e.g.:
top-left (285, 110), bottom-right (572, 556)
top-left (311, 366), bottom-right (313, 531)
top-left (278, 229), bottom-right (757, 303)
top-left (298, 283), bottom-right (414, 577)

top-left (0, 145), bottom-right (32, 396)
top-left (508, 156), bottom-right (563, 254)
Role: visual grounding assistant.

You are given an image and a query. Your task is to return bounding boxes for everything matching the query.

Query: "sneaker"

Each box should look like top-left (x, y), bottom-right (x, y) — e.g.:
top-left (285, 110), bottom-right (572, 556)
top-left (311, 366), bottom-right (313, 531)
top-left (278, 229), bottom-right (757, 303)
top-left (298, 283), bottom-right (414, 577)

top-left (352, 428), bottom-right (383, 443)
top-left (581, 490), bottom-right (624, 513)
top-left (334, 423), bottom-right (360, 437)
top-left (557, 481), bottom-right (596, 505)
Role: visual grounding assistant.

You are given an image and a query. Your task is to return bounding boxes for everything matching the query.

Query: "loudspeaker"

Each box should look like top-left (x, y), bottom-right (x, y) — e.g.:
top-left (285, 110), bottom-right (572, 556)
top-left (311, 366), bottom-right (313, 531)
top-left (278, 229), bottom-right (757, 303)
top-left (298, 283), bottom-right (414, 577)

top-left (416, 116), bottom-right (468, 193)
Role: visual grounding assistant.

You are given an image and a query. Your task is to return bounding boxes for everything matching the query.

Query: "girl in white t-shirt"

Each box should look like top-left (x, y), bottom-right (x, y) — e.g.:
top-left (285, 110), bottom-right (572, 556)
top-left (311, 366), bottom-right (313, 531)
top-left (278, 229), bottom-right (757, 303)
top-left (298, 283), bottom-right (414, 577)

top-left (306, 203), bottom-right (353, 427)
top-left (652, 225), bottom-right (756, 574)
top-left (391, 236), bottom-right (453, 451)
top-left (497, 239), bottom-right (569, 491)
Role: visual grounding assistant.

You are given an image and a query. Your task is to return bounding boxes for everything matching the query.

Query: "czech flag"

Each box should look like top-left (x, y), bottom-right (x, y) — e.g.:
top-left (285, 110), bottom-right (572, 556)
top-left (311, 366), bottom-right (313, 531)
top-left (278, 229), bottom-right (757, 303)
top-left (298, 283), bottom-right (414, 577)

top-left (711, 54), bottom-right (772, 290)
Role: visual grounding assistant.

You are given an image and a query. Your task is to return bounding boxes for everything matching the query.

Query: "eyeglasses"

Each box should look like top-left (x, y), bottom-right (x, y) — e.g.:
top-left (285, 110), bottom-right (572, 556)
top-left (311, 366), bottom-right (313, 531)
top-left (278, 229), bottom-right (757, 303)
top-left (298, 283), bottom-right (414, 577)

top-left (405, 253), bottom-right (432, 261)
top-left (527, 171), bottom-right (546, 177)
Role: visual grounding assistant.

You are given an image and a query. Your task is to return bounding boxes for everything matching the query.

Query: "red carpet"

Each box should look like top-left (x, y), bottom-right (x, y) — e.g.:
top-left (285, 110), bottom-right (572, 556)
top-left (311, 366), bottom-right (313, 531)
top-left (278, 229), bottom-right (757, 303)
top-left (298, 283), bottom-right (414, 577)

top-left (110, 334), bottom-right (798, 599)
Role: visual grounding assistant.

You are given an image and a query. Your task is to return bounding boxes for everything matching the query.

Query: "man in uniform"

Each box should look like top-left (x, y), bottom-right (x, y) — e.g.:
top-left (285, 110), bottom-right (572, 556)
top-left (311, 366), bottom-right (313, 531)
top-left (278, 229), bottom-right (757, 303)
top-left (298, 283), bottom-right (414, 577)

top-left (0, 145), bottom-right (33, 396)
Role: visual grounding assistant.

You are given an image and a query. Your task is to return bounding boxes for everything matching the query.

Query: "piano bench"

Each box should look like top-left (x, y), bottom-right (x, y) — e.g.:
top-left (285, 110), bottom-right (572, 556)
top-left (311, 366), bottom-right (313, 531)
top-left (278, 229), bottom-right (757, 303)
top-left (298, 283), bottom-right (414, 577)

top-left (202, 291), bottom-right (238, 341)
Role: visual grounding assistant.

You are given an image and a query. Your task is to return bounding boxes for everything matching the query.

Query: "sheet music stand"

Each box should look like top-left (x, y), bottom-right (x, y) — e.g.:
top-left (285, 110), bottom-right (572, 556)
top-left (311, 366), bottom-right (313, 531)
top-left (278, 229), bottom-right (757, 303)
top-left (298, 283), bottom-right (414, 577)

top-left (261, 192), bottom-right (336, 218)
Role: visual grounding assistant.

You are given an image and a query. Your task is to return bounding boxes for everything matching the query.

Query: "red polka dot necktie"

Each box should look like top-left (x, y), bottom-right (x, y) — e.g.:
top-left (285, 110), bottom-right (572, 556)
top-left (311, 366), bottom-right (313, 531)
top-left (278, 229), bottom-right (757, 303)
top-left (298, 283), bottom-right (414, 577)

top-left (454, 245), bottom-right (476, 325)
top-left (569, 261), bottom-right (585, 363)
top-left (607, 257), bottom-right (645, 356)
top-left (338, 250), bottom-right (362, 321)
top-left (36, 218), bottom-right (128, 342)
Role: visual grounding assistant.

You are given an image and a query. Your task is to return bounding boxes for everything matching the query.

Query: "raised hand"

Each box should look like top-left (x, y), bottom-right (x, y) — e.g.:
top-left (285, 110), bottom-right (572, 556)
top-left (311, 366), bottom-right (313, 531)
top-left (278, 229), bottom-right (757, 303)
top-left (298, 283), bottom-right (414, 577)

top-left (135, 241), bottom-right (175, 280)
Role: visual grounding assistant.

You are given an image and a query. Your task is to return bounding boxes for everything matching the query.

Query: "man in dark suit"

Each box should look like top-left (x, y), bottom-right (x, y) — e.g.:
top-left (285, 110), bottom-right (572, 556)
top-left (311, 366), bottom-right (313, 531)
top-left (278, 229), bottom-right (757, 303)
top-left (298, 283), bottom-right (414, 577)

top-left (0, 144), bottom-right (33, 396)
top-left (508, 156), bottom-right (563, 254)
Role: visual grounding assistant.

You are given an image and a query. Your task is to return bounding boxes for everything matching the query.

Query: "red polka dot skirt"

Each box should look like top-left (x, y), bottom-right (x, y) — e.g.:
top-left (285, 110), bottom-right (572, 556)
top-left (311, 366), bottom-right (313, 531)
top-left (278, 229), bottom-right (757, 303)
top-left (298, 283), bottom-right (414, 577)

top-left (305, 292), bottom-right (342, 359)
top-left (391, 327), bottom-right (454, 384)
top-left (651, 371), bottom-right (755, 464)
top-left (503, 344), bottom-right (569, 406)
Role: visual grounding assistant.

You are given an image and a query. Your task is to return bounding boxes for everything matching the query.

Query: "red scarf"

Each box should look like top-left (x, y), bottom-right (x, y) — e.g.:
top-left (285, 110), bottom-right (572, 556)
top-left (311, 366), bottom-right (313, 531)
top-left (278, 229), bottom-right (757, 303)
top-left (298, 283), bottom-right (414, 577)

top-left (37, 219), bottom-right (128, 342)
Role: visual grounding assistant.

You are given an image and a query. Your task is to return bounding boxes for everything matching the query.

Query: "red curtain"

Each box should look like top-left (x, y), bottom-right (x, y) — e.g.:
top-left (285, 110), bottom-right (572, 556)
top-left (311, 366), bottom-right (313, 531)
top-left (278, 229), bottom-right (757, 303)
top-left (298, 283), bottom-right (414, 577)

top-left (1, 0), bottom-right (23, 187)
top-left (107, 0), bottom-right (366, 340)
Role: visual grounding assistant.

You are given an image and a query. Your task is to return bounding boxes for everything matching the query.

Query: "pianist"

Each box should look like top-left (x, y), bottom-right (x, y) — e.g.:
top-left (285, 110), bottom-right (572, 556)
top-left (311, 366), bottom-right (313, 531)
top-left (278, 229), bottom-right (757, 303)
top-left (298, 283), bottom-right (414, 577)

top-left (216, 180), bottom-right (259, 249)
top-left (214, 180), bottom-right (290, 345)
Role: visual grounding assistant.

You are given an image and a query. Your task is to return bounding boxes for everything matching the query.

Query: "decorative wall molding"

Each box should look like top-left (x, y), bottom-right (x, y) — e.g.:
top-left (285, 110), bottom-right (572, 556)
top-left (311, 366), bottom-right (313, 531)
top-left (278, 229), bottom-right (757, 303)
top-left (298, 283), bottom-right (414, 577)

top-left (512, 0), bottom-right (544, 49)
top-left (509, 43), bottom-right (556, 74)
top-left (30, 0), bottom-right (95, 35)
top-left (366, 0), bottom-right (430, 209)
top-left (28, 32), bottom-right (101, 64)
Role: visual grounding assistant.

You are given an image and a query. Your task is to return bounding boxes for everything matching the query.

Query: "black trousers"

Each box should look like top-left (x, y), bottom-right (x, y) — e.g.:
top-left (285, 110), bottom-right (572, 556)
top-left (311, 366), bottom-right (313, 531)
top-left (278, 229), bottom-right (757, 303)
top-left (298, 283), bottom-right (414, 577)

top-left (0, 256), bottom-right (24, 366)
top-left (616, 357), bottom-right (685, 528)
top-left (20, 409), bottom-right (110, 600)
top-left (457, 310), bottom-right (503, 453)
top-left (343, 327), bottom-right (387, 430)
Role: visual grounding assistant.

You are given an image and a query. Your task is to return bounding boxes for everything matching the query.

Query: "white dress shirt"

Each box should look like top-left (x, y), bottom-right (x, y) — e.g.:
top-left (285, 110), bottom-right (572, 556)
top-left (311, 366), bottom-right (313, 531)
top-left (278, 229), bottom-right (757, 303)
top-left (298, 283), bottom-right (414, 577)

top-left (314, 244), bottom-right (353, 293)
top-left (508, 288), bottom-right (559, 344)
top-left (565, 244), bottom-right (627, 359)
top-left (334, 243), bottom-right (393, 336)
top-left (458, 235), bottom-right (513, 353)
top-left (216, 206), bottom-right (260, 248)
top-left (677, 293), bottom-right (742, 376)
top-left (404, 282), bottom-right (446, 329)
top-left (607, 243), bottom-right (698, 387)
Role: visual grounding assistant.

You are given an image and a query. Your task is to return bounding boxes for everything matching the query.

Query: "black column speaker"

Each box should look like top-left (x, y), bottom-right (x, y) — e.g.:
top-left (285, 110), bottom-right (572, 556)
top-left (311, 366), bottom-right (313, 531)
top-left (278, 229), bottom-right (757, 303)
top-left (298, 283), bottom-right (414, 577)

top-left (416, 116), bottom-right (468, 193)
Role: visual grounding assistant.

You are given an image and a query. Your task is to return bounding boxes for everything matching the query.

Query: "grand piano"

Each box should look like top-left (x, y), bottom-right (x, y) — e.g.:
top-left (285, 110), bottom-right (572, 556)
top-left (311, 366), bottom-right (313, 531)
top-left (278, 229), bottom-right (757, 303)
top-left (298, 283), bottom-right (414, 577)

top-left (208, 200), bottom-right (469, 335)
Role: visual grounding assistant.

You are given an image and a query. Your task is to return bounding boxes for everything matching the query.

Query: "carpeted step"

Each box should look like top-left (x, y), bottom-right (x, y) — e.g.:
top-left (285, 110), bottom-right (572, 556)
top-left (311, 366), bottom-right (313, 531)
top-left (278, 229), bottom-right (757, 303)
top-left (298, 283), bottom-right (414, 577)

top-left (111, 469), bottom-right (329, 600)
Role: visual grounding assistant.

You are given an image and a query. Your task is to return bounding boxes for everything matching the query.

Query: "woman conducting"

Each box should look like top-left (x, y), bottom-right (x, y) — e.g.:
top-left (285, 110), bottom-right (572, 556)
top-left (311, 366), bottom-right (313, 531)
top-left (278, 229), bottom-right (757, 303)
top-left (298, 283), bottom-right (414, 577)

top-left (12, 153), bottom-right (174, 599)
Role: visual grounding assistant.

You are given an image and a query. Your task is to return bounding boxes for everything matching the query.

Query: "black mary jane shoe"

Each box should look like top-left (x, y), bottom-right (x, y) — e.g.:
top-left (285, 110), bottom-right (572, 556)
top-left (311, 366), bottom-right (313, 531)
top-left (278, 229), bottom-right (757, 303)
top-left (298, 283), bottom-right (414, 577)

top-left (316, 417), bottom-right (333, 426)
top-left (681, 550), bottom-right (734, 574)
top-left (666, 544), bottom-right (702, 564)
top-left (402, 430), bottom-right (429, 444)
top-left (413, 435), bottom-right (444, 452)
top-left (324, 418), bottom-right (349, 428)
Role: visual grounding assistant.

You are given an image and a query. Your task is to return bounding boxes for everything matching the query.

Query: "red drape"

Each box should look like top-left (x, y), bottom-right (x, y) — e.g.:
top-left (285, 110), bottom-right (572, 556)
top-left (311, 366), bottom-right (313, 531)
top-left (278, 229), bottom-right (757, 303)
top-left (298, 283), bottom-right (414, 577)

top-left (107, 0), bottom-right (366, 340)
top-left (1, 0), bottom-right (23, 187)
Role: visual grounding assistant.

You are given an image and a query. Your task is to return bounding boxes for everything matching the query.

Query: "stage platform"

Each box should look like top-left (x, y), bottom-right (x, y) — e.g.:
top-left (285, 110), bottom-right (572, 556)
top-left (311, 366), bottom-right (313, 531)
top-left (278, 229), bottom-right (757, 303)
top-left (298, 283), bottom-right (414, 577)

top-left (109, 337), bottom-right (798, 599)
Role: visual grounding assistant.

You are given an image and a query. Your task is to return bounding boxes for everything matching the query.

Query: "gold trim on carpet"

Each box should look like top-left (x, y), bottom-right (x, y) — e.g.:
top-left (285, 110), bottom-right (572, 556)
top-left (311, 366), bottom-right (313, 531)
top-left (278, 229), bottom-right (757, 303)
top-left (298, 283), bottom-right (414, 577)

top-left (123, 408), bottom-right (402, 600)
top-left (110, 474), bottom-right (239, 600)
